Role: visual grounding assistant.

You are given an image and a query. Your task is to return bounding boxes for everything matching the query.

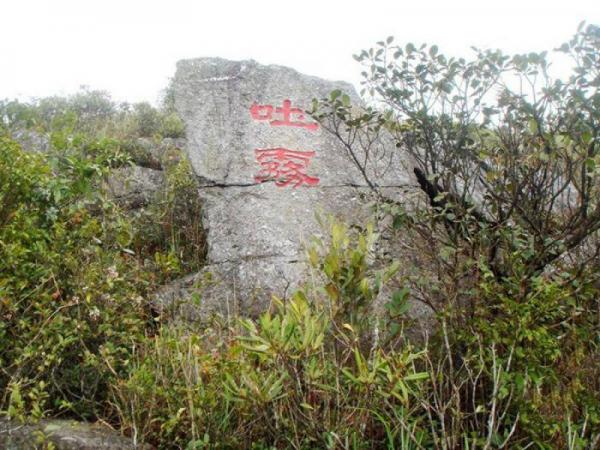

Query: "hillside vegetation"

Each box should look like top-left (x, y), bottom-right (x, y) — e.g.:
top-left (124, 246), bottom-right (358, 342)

top-left (1, 26), bottom-right (599, 449)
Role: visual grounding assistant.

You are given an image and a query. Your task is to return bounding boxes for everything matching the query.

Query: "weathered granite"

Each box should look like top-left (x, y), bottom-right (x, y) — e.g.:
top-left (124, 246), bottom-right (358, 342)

top-left (153, 186), bottom-right (389, 319)
top-left (130, 137), bottom-right (187, 170)
top-left (171, 57), bottom-right (416, 317)
top-left (0, 419), bottom-right (146, 450)
top-left (10, 129), bottom-right (50, 153)
top-left (104, 165), bottom-right (164, 208)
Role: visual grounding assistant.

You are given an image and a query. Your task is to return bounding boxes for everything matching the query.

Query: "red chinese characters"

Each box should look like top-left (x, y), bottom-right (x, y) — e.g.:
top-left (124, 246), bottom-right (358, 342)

top-left (250, 99), bottom-right (319, 131)
top-left (249, 99), bottom-right (320, 188)
top-left (254, 148), bottom-right (320, 188)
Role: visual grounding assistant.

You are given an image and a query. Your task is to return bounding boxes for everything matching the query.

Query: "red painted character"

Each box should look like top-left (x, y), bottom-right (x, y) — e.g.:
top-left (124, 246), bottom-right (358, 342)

top-left (254, 148), bottom-right (320, 188)
top-left (250, 99), bottom-right (319, 131)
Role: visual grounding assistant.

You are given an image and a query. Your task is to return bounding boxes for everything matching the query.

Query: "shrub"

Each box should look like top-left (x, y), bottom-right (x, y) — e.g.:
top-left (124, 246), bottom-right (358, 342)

top-left (112, 222), bottom-right (428, 449)
top-left (1, 88), bottom-right (186, 141)
top-left (0, 135), bottom-right (153, 420)
top-left (311, 24), bottom-right (600, 448)
top-left (160, 112), bottom-right (186, 138)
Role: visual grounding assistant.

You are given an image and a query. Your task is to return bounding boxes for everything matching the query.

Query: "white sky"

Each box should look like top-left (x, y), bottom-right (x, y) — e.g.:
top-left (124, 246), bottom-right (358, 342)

top-left (1, 0), bottom-right (598, 105)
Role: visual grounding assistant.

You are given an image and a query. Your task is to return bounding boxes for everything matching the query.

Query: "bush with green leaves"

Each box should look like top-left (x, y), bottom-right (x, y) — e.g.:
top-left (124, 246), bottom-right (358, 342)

top-left (131, 153), bottom-right (206, 278)
top-left (0, 133), bottom-right (160, 421)
top-left (311, 23), bottom-right (600, 448)
top-left (0, 135), bottom-right (141, 419)
top-left (0, 88), bottom-right (184, 140)
top-left (0, 87), bottom-right (201, 425)
top-left (112, 220), bottom-right (428, 449)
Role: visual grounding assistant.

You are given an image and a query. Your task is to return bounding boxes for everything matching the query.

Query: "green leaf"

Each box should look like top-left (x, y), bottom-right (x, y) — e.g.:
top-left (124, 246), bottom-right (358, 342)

top-left (528, 119), bottom-right (538, 134)
top-left (404, 372), bottom-right (429, 381)
top-left (44, 424), bottom-right (63, 433)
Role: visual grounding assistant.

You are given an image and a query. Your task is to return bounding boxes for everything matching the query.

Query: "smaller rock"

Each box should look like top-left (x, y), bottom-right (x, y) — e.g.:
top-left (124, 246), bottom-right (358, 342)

top-left (126, 137), bottom-right (187, 170)
top-left (159, 137), bottom-right (187, 167)
top-left (10, 129), bottom-right (50, 153)
top-left (0, 419), bottom-right (148, 450)
top-left (152, 269), bottom-right (236, 322)
top-left (104, 165), bottom-right (164, 209)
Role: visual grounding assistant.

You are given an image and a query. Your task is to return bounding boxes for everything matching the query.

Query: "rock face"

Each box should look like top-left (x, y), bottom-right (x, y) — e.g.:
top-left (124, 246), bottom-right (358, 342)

top-left (10, 129), bottom-right (50, 154)
top-left (0, 419), bottom-right (143, 450)
top-left (172, 58), bottom-right (414, 317)
top-left (105, 165), bottom-right (164, 209)
top-left (102, 137), bottom-right (187, 209)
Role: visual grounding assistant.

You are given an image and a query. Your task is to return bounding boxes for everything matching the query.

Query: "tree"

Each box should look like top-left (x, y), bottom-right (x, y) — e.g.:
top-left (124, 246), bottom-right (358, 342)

top-left (312, 24), bottom-right (600, 447)
top-left (313, 23), bottom-right (600, 291)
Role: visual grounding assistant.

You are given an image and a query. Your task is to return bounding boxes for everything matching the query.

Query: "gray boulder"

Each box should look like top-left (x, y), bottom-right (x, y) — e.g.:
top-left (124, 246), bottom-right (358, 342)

top-left (128, 137), bottom-right (186, 170)
top-left (10, 129), bottom-right (50, 153)
top-left (104, 165), bottom-right (164, 209)
top-left (170, 57), bottom-right (417, 318)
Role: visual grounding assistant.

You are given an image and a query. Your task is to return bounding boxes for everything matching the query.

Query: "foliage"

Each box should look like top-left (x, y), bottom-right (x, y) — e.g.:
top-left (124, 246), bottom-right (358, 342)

top-left (0, 87), bottom-right (185, 140)
top-left (112, 216), bottom-right (600, 449)
top-left (1, 25), bottom-right (599, 450)
top-left (131, 152), bottom-right (206, 279)
top-left (313, 23), bottom-right (600, 283)
top-left (0, 136), bottom-right (150, 419)
top-left (0, 90), bottom-right (196, 422)
top-left (112, 221), bottom-right (428, 449)
top-left (414, 260), bottom-right (600, 449)
top-left (308, 220), bottom-right (396, 334)
top-left (312, 24), bottom-right (600, 448)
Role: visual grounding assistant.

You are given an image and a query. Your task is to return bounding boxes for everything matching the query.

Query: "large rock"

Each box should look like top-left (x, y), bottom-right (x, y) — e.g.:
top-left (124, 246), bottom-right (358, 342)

top-left (171, 58), bottom-right (415, 317)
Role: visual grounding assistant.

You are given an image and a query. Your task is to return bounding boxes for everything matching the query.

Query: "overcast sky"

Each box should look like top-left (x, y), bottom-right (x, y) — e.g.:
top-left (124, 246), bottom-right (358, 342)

top-left (1, 0), bottom-right (598, 105)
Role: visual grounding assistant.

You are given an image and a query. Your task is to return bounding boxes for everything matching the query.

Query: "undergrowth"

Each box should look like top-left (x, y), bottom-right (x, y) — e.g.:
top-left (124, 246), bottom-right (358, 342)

top-left (0, 83), bottom-right (598, 449)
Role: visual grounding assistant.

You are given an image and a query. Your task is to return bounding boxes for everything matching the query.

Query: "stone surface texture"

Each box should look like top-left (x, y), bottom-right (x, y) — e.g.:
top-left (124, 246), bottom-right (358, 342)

top-left (10, 129), bottom-right (50, 154)
top-left (0, 419), bottom-right (146, 450)
top-left (105, 165), bottom-right (165, 208)
top-left (171, 58), bottom-right (417, 317)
